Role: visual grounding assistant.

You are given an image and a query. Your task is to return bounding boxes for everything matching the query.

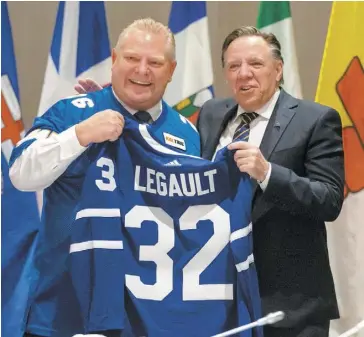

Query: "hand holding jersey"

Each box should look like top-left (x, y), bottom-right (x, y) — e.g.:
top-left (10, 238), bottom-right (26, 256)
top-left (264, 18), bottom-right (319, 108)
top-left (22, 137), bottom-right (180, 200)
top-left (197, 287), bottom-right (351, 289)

top-left (228, 141), bottom-right (269, 183)
top-left (75, 110), bottom-right (125, 147)
top-left (75, 78), bottom-right (272, 185)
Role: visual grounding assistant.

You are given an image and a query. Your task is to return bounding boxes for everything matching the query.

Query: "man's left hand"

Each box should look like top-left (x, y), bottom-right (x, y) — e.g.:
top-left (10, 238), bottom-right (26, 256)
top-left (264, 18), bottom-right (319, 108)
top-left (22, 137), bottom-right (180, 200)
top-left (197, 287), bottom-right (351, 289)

top-left (228, 141), bottom-right (270, 182)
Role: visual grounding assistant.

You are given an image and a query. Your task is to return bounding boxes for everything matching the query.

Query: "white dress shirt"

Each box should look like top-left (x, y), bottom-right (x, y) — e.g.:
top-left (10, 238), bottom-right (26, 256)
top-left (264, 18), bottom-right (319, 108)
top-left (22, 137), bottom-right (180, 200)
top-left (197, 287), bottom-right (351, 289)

top-left (9, 89), bottom-right (162, 191)
top-left (214, 90), bottom-right (281, 191)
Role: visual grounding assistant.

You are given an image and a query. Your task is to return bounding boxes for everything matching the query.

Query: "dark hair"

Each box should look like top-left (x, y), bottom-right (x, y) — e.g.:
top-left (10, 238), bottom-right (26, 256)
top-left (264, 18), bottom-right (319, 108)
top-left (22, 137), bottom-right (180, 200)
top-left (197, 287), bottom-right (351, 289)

top-left (221, 26), bottom-right (284, 84)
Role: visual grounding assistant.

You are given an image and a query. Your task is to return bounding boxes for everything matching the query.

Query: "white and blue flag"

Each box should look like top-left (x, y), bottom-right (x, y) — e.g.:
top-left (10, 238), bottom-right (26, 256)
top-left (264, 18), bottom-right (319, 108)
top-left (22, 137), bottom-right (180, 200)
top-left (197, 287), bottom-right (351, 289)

top-left (38, 1), bottom-right (111, 116)
top-left (165, 1), bottom-right (214, 124)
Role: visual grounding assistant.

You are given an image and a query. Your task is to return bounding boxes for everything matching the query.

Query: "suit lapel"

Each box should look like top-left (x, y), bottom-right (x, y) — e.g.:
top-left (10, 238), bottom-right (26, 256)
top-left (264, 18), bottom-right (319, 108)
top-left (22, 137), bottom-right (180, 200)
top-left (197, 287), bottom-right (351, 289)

top-left (252, 90), bottom-right (298, 197)
top-left (204, 101), bottom-right (238, 160)
top-left (260, 91), bottom-right (297, 160)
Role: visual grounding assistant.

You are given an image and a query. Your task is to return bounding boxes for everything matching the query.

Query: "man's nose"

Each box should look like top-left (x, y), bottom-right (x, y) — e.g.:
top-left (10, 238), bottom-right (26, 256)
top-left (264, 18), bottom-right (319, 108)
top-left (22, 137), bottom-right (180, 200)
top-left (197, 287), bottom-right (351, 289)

top-left (136, 59), bottom-right (149, 75)
top-left (237, 63), bottom-right (253, 79)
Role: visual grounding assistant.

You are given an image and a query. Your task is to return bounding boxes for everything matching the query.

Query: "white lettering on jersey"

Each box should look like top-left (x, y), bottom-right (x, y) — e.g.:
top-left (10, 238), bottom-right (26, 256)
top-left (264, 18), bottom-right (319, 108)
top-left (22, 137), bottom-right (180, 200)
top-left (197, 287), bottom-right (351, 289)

top-left (163, 132), bottom-right (186, 151)
top-left (156, 172), bottom-right (167, 196)
top-left (125, 204), bottom-right (233, 301)
top-left (134, 165), bottom-right (217, 197)
top-left (71, 97), bottom-right (95, 108)
top-left (95, 157), bottom-right (116, 191)
top-left (125, 206), bottom-right (174, 301)
top-left (169, 174), bottom-right (183, 197)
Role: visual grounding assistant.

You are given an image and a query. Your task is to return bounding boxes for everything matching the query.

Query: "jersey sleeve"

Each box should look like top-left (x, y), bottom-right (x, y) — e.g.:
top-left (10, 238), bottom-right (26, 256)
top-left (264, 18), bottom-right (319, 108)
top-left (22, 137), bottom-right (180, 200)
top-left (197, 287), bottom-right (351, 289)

top-left (10, 94), bottom-right (96, 161)
top-left (9, 95), bottom-right (97, 182)
top-left (28, 94), bottom-right (96, 134)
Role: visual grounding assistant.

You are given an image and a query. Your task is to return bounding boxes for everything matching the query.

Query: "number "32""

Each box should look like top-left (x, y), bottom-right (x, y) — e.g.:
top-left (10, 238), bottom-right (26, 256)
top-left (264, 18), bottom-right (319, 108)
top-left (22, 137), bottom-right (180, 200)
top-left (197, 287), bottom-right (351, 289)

top-left (95, 157), bottom-right (233, 302)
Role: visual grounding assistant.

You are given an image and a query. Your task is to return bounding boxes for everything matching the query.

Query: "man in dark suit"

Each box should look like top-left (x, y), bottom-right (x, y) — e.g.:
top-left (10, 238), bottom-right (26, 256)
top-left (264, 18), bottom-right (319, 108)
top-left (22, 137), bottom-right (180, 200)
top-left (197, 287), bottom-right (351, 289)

top-left (197, 26), bottom-right (344, 337)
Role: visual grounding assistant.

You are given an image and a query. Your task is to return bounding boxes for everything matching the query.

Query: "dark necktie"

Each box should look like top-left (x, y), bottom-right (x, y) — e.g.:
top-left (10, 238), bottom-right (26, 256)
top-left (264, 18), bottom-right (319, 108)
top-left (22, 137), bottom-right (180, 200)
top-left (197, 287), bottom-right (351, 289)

top-left (233, 112), bottom-right (259, 141)
top-left (134, 111), bottom-right (153, 124)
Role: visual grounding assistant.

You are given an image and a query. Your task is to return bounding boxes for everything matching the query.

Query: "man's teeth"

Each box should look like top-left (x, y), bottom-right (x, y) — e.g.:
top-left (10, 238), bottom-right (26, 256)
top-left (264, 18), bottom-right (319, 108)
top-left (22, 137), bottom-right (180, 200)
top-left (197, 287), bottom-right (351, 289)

top-left (131, 79), bottom-right (151, 86)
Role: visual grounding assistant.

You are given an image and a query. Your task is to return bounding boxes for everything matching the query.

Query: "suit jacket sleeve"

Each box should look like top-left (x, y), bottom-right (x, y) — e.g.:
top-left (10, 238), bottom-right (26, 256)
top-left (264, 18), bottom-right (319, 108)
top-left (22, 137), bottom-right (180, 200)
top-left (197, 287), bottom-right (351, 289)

top-left (262, 108), bottom-right (345, 222)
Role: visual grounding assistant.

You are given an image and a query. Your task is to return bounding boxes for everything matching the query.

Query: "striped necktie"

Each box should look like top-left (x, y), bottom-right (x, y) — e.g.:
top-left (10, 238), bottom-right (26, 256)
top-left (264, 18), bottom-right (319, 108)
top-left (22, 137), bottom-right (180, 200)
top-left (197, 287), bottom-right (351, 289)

top-left (233, 112), bottom-right (259, 141)
top-left (135, 111), bottom-right (153, 124)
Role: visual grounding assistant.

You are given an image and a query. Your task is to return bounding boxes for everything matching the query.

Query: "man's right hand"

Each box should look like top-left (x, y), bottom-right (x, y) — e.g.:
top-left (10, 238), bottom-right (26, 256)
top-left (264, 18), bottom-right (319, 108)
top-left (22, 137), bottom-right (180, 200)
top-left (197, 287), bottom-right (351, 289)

top-left (75, 110), bottom-right (125, 147)
top-left (74, 78), bottom-right (103, 94)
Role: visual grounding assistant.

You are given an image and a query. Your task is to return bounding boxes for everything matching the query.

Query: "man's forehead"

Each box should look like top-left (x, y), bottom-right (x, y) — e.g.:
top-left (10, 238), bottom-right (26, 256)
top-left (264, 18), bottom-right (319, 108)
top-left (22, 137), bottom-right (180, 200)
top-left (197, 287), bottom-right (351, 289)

top-left (226, 36), bottom-right (271, 57)
top-left (122, 47), bottom-right (166, 59)
top-left (229, 36), bottom-right (269, 51)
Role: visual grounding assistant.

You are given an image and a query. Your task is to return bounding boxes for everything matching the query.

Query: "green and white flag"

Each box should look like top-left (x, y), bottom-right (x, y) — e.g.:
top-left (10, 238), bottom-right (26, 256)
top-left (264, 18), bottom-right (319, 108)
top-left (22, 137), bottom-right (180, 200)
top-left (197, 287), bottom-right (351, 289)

top-left (257, 1), bottom-right (302, 98)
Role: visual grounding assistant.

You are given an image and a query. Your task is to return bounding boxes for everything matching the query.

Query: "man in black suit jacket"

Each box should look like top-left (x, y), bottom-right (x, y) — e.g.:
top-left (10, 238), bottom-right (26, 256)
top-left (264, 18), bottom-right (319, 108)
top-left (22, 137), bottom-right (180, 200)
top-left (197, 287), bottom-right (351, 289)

top-left (197, 26), bottom-right (344, 337)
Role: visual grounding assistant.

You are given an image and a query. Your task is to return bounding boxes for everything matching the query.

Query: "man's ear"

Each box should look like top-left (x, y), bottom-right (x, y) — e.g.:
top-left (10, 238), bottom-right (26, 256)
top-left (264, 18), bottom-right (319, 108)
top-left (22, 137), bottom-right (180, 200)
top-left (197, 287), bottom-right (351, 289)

top-left (112, 48), bottom-right (117, 64)
top-left (276, 60), bottom-right (283, 83)
top-left (169, 61), bottom-right (177, 81)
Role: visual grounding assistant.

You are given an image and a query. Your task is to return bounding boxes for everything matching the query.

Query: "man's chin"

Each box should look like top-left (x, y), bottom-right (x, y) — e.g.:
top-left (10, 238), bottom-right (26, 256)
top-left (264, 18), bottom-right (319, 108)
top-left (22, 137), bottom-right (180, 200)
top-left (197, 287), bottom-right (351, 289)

top-left (127, 91), bottom-right (150, 100)
top-left (127, 96), bottom-right (156, 110)
top-left (236, 97), bottom-right (259, 112)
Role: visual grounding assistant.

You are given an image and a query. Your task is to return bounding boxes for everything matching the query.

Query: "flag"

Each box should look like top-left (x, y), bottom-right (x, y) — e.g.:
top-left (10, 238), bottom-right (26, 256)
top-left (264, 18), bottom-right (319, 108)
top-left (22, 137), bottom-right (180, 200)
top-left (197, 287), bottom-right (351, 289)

top-left (37, 1), bottom-right (111, 116)
top-left (315, 2), bottom-right (364, 336)
top-left (1, 2), bottom-right (40, 336)
top-left (165, 1), bottom-right (214, 124)
top-left (257, 1), bottom-right (302, 98)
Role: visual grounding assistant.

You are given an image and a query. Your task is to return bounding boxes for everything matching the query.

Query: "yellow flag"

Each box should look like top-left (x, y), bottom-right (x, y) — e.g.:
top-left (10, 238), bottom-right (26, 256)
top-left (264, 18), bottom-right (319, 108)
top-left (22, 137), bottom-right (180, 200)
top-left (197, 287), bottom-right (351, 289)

top-left (315, 2), bottom-right (364, 336)
top-left (316, 1), bottom-right (364, 125)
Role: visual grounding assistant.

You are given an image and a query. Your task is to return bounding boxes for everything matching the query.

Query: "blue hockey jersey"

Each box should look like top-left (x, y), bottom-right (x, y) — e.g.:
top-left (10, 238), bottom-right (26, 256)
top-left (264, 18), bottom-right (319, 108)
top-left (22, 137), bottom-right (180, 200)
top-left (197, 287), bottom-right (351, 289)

top-left (70, 115), bottom-right (263, 337)
top-left (9, 86), bottom-right (200, 336)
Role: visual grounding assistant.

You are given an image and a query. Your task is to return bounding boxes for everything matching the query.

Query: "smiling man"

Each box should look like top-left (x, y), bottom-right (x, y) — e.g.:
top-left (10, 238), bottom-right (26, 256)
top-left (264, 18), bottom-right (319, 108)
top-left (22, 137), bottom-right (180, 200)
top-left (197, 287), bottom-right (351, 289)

top-left (197, 26), bottom-right (344, 337)
top-left (9, 18), bottom-right (199, 337)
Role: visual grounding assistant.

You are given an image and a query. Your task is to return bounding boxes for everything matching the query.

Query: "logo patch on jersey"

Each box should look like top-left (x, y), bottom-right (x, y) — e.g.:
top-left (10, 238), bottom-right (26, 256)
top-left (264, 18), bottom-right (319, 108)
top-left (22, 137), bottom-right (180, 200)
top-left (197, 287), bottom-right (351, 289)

top-left (163, 133), bottom-right (186, 151)
top-left (165, 160), bottom-right (181, 167)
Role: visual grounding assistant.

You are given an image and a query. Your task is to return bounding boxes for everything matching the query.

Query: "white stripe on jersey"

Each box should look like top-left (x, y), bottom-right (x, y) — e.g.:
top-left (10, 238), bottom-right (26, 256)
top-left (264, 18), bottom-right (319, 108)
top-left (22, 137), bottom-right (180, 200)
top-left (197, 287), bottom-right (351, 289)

top-left (75, 208), bottom-right (121, 219)
top-left (230, 223), bottom-right (252, 242)
top-left (235, 254), bottom-right (255, 272)
top-left (70, 240), bottom-right (123, 253)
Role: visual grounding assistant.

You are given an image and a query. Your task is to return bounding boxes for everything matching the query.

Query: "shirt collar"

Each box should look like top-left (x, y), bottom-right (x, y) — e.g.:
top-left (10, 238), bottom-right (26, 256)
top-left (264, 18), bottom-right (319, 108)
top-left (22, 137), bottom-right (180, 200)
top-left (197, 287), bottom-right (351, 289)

top-left (234, 89), bottom-right (281, 124)
top-left (111, 87), bottom-right (162, 121)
